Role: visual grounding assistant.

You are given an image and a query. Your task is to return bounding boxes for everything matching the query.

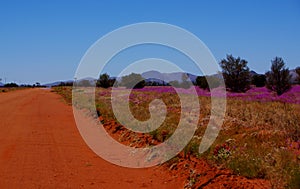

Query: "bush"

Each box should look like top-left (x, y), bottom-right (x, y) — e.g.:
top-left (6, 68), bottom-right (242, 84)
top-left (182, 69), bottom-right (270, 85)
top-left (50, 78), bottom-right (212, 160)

top-left (120, 73), bottom-right (145, 89)
top-left (168, 74), bottom-right (193, 89)
top-left (96, 73), bottom-right (116, 88)
top-left (145, 81), bottom-right (160, 86)
top-left (251, 74), bottom-right (266, 87)
top-left (219, 54), bottom-right (251, 92)
top-left (56, 82), bottom-right (73, 87)
top-left (4, 82), bottom-right (19, 87)
top-left (196, 76), bottom-right (221, 90)
top-left (196, 76), bottom-right (208, 90)
top-left (266, 57), bottom-right (291, 95)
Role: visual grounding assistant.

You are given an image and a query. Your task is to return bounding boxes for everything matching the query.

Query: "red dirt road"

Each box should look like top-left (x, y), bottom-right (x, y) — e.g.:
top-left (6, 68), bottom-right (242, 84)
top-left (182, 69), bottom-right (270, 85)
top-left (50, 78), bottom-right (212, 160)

top-left (0, 89), bottom-right (183, 188)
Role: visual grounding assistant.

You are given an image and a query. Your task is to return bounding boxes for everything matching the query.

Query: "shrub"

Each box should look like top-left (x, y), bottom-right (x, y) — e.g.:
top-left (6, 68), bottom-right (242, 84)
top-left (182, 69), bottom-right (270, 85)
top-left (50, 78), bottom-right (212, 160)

top-left (266, 57), bottom-right (291, 95)
top-left (56, 82), bottom-right (73, 86)
top-left (120, 73), bottom-right (145, 89)
top-left (219, 54), bottom-right (251, 92)
top-left (196, 76), bottom-right (221, 90)
top-left (213, 143), bottom-right (231, 160)
top-left (145, 80), bottom-right (163, 86)
top-left (4, 82), bottom-right (18, 87)
top-left (196, 76), bottom-right (208, 90)
top-left (96, 73), bottom-right (116, 88)
top-left (251, 74), bottom-right (266, 87)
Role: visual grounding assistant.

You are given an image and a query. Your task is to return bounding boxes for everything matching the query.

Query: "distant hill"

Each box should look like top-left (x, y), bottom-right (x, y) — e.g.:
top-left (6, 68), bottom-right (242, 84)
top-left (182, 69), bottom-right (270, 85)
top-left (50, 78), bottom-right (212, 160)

top-left (0, 82), bottom-right (3, 87)
top-left (141, 71), bottom-right (197, 83)
top-left (44, 80), bottom-right (74, 87)
top-left (250, 70), bottom-right (258, 77)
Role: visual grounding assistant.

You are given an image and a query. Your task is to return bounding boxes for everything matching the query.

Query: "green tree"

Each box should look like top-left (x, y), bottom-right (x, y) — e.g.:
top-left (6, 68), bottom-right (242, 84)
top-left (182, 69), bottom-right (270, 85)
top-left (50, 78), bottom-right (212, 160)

top-left (196, 76), bottom-right (208, 90)
top-left (266, 57), bottom-right (291, 95)
top-left (219, 54), bottom-right (251, 92)
top-left (4, 83), bottom-right (18, 87)
top-left (196, 76), bottom-right (221, 90)
top-left (251, 74), bottom-right (266, 87)
top-left (96, 73), bottom-right (115, 88)
top-left (120, 73), bottom-right (145, 89)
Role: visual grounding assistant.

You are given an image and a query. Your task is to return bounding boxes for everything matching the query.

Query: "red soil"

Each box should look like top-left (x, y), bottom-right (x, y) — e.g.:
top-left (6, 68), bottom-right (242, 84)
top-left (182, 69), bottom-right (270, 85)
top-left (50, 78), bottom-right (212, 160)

top-left (0, 89), bottom-right (183, 188)
top-left (100, 116), bottom-right (271, 189)
top-left (0, 89), bottom-right (271, 188)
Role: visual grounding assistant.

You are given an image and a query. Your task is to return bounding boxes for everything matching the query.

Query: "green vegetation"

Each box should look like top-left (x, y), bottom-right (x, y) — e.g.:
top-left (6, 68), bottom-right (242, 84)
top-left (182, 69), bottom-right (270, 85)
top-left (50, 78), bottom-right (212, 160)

top-left (220, 54), bottom-right (251, 92)
top-left (4, 82), bottom-right (19, 87)
top-left (96, 73), bottom-right (116, 88)
top-left (51, 86), bottom-right (72, 104)
top-left (195, 76), bottom-right (208, 90)
top-left (266, 57), bottom-right (291, 96)
top-left (251, 74), bottom-right (266, 87)
top-left (195, 75), bottom-right (221, 90)
top-left (119, 73), bottom-right (145, 89)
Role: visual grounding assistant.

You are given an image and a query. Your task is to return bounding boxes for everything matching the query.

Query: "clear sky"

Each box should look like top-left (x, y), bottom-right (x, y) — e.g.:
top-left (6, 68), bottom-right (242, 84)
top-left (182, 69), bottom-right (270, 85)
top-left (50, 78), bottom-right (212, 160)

top-left (0, 0), bottom-right (299, 84)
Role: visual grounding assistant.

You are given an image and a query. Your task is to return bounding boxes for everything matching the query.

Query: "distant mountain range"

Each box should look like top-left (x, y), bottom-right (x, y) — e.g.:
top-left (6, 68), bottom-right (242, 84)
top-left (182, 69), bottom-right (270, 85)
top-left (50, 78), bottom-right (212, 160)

top-left (43, 71), bottom-right (199, 87)
top-left (0, 82), bottom-right (3, 87)
top-left (42, 69), bottom-right (299, 87)
top-left (141, 71), bottom-right (198, 83)
top-left (44, 80), bottom-right (74, 87)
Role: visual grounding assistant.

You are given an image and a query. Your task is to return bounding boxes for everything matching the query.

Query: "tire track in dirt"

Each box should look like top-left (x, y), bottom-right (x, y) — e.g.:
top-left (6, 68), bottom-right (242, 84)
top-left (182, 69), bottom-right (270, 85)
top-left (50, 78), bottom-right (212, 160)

top-left (0, 89), bottom-right (184, 188)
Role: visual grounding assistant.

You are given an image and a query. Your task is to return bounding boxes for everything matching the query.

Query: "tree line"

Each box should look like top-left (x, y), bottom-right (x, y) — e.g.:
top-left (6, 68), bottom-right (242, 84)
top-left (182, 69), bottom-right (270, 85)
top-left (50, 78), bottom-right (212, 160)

top-left (94, 55), bottom-right (299, 96)
top-left (219, 55), bottom-right (299, 95)
top-left (0, 82), bottom-right (45, 88)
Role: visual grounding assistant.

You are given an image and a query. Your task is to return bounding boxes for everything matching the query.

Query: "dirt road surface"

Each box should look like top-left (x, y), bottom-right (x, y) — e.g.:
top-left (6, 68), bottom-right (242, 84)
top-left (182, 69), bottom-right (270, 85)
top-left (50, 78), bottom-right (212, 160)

top-left (0, 89), bottom-right (183, 188)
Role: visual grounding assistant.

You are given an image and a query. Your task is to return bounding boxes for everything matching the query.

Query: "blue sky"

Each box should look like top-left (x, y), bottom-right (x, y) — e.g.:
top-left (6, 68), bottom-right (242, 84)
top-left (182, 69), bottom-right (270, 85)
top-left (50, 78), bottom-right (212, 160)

top-left (0, 0), bottom-right (299, 84)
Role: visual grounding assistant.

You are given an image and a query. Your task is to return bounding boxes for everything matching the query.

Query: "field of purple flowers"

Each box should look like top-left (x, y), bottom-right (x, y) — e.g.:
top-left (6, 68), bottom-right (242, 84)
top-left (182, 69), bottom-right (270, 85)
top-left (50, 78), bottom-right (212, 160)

top-left (134, 85), bottom-right (300, 104)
